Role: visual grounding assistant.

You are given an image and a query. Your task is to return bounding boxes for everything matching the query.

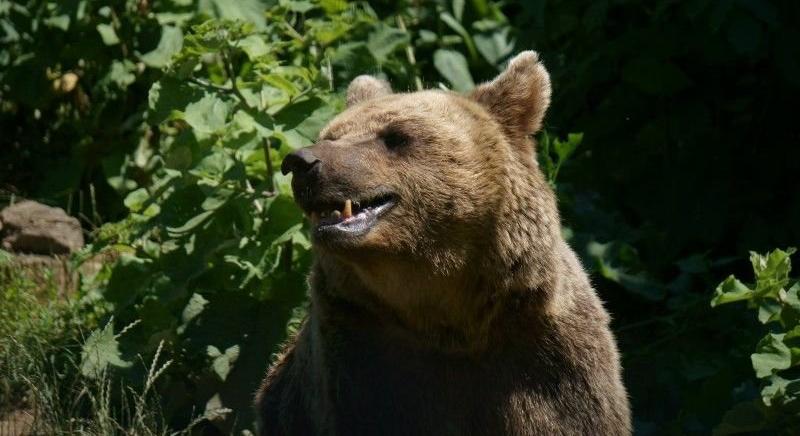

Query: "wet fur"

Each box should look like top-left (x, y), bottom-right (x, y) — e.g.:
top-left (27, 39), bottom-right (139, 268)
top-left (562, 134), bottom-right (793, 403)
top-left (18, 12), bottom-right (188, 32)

top-left (255, 51), bottom-right (631, 435)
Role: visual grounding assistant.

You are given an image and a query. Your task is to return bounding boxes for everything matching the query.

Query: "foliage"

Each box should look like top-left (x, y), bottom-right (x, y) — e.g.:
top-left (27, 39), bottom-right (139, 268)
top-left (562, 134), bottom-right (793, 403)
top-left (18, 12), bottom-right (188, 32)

top-left (711, 248), bottom-right (800, 434)
top-left (0, 260), bottom-right (214, 434)
top-left (538, 131), bottom-right (582, 185)
top-left (0, 250), bottom-right (83, 415)
top-left (0, 0), bottom-right (186, 223)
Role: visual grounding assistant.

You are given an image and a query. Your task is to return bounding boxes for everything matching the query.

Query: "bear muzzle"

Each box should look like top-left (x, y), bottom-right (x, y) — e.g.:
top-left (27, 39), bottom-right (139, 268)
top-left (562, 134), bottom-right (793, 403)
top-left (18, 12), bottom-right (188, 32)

top-left (281, 147), bottom-right (398, 245)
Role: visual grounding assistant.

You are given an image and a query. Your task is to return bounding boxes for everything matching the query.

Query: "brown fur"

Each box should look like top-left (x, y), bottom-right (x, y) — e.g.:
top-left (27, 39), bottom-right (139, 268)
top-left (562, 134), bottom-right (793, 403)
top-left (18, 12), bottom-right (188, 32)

top-left (255, 51), bottom-right (631, 435)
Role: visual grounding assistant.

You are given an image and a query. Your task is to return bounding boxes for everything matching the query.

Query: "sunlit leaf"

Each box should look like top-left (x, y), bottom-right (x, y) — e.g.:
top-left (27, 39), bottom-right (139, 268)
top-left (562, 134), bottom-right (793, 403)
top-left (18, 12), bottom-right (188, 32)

top-left (80, 321), bottom-right (132, 379)
top-left (141, 26), bottom-right (183, 68)
top-left (367, 25), bottom-right (409, 63)
top-left (433, 49), bottom-right (475, 92)
top-left (96, 23), bottom-right (119, 45)
top-left (752, 333), bottom-right (792, 378)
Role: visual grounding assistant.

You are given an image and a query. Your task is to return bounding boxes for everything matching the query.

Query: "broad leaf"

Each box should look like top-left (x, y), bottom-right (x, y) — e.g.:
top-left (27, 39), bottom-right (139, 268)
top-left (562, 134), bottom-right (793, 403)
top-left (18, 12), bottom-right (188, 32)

top-left (141, 26), bottom-right (183, 68)
top-left (80, 321), bottom-right (132, 379)
top-left (751, 333), bottom-right (792, 378)
top-left (433, 49), bottom-right (475, 92)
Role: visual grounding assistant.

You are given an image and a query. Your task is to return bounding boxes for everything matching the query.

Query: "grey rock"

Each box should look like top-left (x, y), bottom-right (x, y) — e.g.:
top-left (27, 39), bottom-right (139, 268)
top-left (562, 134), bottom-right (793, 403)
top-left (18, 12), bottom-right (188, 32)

top-left (0, 200), bottom-right (84, 255)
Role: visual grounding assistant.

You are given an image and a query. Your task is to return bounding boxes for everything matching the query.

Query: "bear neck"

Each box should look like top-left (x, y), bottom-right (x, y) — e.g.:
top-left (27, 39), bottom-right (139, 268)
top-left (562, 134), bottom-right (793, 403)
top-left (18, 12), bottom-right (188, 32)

top-left (487, 154), bottom-right (562, 300)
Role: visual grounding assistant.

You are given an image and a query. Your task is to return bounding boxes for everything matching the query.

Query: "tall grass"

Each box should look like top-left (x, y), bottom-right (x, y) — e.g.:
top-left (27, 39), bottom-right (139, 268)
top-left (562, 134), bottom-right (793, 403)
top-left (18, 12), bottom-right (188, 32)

top-left (0, 251), bottom-right (214, 435)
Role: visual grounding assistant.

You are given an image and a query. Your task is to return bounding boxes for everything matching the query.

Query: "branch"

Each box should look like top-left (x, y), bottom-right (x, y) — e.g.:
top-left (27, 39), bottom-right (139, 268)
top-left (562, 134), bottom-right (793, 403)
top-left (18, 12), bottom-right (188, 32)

top-left (222, 48), bottom-right (254, 111)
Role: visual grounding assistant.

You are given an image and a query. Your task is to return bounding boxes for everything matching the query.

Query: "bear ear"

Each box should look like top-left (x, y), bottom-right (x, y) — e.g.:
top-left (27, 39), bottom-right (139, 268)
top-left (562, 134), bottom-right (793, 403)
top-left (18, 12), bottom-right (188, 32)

top-left (346, 75), bottom-right (393, 107)
top-left (470, 51), bottom-right (551, 141)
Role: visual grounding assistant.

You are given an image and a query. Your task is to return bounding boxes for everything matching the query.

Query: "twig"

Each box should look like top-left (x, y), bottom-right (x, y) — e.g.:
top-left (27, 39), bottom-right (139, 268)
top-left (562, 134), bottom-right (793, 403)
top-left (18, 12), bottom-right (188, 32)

top-left (263, 138), bottom-right (275, 194)
top-left (282, 20), bottom-right (305, 42)
top-left (187, 77), bottom-right (235, 94)
top-left (222, 48), bottom-right (254, 111)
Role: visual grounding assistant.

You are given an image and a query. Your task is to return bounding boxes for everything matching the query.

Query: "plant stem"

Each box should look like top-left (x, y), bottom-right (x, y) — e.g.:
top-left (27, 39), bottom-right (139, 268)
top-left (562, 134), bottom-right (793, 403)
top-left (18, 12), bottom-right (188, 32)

top-left (397, 15), bottom-right (423, 91)
top-left (222, 48), bottom-right (254, 111)
top-left (187, 78), bottom-right (235, 94)
top-left (263, 138), bottom-right (275, 194)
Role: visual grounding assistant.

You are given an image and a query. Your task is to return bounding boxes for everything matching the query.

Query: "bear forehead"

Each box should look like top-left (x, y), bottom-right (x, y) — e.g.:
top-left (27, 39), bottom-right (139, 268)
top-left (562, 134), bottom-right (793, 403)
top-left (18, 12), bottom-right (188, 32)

top-left (320, 90), bottom-right (491, 142)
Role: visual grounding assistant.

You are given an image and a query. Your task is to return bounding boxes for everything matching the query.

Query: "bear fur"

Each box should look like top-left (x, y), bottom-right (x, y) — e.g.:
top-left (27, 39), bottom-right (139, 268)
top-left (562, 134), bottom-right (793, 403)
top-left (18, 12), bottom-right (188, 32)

top-left (255, 51), bottom-right (631, 435)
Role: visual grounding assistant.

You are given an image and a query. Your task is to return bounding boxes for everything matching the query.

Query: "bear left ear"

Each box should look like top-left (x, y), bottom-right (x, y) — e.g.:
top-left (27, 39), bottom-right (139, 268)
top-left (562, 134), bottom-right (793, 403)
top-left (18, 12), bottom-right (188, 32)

top-left (470, 51), bottom-right (551, 142)
top-left (346, 75), bottom-right (392, 107)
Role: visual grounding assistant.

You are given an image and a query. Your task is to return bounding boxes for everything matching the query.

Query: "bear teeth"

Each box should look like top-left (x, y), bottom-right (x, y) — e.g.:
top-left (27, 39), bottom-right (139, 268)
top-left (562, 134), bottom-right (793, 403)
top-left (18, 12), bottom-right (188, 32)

top-left (343, 199), bottom-right (352, 218)
top-left (331, 210), bottom-right (342, 219)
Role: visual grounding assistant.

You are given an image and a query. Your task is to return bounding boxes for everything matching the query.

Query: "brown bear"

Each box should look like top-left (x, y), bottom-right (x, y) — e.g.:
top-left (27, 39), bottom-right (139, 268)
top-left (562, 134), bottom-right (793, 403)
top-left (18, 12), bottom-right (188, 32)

top-left (255, 51), bottom-right (631, 435)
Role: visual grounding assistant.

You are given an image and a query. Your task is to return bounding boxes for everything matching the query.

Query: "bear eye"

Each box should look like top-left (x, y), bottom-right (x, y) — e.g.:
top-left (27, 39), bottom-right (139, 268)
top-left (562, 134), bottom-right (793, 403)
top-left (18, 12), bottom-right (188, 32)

top-left (381, 128), bottom-right (410, 150)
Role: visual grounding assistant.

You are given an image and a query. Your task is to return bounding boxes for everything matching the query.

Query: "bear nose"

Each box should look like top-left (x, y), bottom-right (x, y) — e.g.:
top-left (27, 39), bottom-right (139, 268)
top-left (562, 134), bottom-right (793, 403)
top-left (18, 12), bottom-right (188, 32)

top-left (281, 148), bottom-right (320, 175)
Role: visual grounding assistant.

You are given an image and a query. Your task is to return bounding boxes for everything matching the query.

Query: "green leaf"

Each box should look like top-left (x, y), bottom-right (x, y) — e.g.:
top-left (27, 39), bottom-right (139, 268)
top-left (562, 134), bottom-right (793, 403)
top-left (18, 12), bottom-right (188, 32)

top-left (141, 26), bottom-right (183, 68)
top-left (751, 247), bottom-right (795, 284)
top-left (452, 0), bottom-right (465, 22)
top-left (124, 187), bottom-right (160, 217)
top-left (96, 23), bottom-right (119, 46)
top-left (183, 94), bottom-right (232, 137)
top-left (274, 96), bottom-right (338, 140)
top-left (80, 321), bottom-right (132, 379)
top-left (167, 210), bottom-right (215, 236)
top-left (474, 27), bottom-right (514, 66)
top-left (439, 12), bottom-right (478, 62)
top-left (761, 375), bottom-right (791, 407)
top-left (319, 0), bottom-right (348, 14)
top-left (588, 241), bottom-right (665, 301)
top-left (714, 400), bottom-right (768, 435)
top-left (198, 0), bottom-right (267, 29)
top-left (433, 49), bottom-right (475, 92)
top-left (553, 133), bottom-right (583, 161)
top-left (189, 150), bottom-right (235, 182)
top-left (711, 275), bottom-right (753, 306)
top-left (43, 15), bottom-right (70, 31)
top-left (106, 60), bottom-right (136, 88)
top-left (283, 1), bottom-right (316, 13)
top-left (232, 110), bottom-right (274, 138)
top-left (367, 25), bottom-right (409, 63)
top-left (757, 299), bottom-right (782, 324)
top-left (418, 29), bottom-right (438, 45)
top-left (207, 344), bottom-right (240, 381)
top-left (182, 293), bottom-right (209, 325)
top-left (239, 34), bottom-right (269, 59)
top-left (751, 333), bottom-right (792, 378)
top-left (785, 281), bottom-right (800, 311)
top-left (147, 77), bottom-right (204, 124)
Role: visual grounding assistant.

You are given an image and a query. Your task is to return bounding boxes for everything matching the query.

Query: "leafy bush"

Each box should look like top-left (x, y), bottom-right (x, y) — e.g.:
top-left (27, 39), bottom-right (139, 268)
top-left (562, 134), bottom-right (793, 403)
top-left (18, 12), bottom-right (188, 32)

top-left (712, 248), bottom-right (800, 434)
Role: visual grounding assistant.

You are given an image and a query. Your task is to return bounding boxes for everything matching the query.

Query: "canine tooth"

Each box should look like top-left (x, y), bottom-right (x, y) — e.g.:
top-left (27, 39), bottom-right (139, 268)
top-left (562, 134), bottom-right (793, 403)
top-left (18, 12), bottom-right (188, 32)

top-left (343, 199), bottom-right (352, 218)
top-left (331, 210), bottom-right (342, 219)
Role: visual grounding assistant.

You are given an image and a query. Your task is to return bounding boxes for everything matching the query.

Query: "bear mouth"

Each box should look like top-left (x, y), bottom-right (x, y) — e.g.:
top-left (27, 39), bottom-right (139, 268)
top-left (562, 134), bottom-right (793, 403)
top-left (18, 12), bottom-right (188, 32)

top-left (305, 193), bottom-right (397, 242)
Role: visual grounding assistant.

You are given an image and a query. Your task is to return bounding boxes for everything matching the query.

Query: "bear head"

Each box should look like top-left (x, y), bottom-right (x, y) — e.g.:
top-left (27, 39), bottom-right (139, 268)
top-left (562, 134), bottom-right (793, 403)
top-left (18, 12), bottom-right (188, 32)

top-left (281, 51), bottom-right (560, 343)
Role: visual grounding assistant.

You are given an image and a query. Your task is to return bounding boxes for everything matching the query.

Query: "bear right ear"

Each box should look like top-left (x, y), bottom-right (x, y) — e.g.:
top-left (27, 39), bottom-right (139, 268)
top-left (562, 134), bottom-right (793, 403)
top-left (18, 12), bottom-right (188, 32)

top-left (470, 51), bottom-right (551, 142)
top-left (346, 75), bottom-right (392, 107)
